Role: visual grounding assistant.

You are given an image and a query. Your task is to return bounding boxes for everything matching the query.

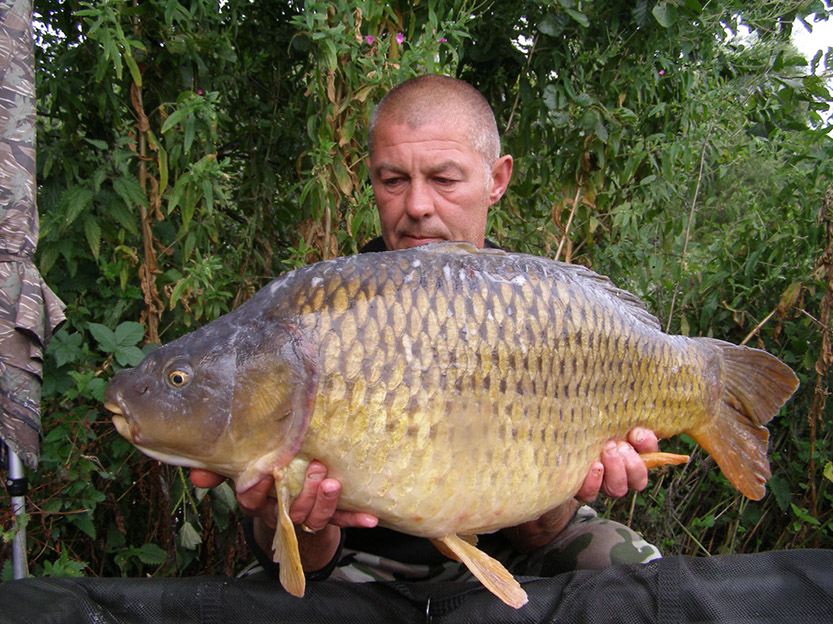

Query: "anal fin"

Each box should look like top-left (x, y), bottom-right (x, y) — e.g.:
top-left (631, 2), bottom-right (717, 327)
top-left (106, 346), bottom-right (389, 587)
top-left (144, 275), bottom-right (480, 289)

top-left (433, 534), bottom-right (528, 609)
top-left (639, 451), bottom-right (690, 469)
top-left (272, 468), bottom-right (305, 597)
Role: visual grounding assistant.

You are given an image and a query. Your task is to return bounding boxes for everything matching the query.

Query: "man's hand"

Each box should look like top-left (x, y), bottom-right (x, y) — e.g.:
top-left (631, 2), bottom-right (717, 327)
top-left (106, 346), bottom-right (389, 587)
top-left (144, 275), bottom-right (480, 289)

top-left (575, 427), bottom-right (659, 502)
top-left (190, 461), bottom-right (377, 572)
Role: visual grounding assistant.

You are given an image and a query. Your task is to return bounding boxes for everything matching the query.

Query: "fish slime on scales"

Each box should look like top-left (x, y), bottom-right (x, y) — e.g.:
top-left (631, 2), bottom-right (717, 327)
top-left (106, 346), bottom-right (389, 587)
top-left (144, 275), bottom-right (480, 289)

top-left (104, 241), bottom-right (798, 609)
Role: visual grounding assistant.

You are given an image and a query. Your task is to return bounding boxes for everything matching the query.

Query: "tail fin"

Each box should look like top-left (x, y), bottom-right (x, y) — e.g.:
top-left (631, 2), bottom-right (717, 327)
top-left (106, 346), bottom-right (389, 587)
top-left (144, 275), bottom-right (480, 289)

top-left (688, 340), bottom-right (799, 500)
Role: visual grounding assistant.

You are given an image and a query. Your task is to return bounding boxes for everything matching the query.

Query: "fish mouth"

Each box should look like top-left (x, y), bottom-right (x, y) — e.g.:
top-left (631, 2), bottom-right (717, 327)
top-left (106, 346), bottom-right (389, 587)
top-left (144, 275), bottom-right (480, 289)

top-left (105, 400), bottom-right (137, 443)
top-left (110, 413), bottom-right (136, 442)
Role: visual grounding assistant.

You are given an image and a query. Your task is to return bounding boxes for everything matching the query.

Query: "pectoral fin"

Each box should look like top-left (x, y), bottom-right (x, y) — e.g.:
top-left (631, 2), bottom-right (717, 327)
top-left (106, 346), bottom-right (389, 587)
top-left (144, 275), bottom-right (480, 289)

top-left (639, 451), bottom-right (690, 469)
top-left (433, 534), bottom-right (528, 609)
top-left (272, 468), bottom-right (305, 597)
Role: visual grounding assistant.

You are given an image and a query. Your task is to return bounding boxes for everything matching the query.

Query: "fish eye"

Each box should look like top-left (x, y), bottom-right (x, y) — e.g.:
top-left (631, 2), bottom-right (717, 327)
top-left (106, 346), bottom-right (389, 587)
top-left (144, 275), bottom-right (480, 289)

top-left (166, 369), bottom-right (191, 389)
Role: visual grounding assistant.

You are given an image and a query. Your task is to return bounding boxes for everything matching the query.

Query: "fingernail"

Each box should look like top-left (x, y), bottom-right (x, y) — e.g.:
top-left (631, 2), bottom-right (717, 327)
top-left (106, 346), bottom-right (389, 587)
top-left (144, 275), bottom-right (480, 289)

top-left (633, 429), bottom-right (644, 444)
top-left (321, 480), bottom-right (339, 496)
top-left (618, 442), bottom-right (631, 454)
top-left (604, 441), bottom-right (618, 455)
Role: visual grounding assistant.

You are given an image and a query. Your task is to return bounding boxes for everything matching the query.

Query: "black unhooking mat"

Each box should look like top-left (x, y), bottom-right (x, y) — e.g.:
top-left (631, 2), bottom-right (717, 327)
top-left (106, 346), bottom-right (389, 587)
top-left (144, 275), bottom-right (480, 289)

top-left (1, 550), bottom-right (831, 624)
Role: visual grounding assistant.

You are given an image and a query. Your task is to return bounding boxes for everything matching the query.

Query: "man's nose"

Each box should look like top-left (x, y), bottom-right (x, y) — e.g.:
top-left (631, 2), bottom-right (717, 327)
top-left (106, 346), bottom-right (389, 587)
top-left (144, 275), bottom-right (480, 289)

top-left (404, 180), bottom-right (435, 219)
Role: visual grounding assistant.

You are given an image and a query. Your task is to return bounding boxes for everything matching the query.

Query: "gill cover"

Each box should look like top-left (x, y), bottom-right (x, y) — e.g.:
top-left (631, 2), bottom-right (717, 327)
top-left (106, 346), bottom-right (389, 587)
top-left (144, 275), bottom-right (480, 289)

top-left (212, 320), bottom-right (319, 487)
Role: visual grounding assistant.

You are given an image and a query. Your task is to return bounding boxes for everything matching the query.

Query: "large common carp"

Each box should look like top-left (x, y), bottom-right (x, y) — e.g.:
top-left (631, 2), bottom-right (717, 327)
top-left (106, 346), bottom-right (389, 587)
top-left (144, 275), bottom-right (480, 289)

top-left (104, 242), bottom-right (798, 608)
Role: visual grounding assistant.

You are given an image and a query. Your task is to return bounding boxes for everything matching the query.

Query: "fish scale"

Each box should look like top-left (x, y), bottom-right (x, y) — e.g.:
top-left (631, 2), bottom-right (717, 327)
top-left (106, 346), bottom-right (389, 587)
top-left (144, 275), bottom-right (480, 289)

top-left (105, 241), bottom-right (798, 609)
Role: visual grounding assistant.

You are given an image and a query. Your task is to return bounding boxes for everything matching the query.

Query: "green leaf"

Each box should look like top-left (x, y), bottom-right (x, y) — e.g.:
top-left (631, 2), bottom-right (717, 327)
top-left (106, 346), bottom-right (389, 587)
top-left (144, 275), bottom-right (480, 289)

top-left (87, 377), bottom-right (108, 402)
top-left (84, 138), bottom-right (109, 150)
top-left (168, 174), bottom-right (189, 214)
top-left (543, 84), bottom-right (559, 111)
top-left (137, 543), bottom-right (168, 566)
top-left (50, 331), bottom-right (84, 368)
top-left (652, 3), bottom-right (677, 28)
top-left (105, 197), bottom-right (139, 236)
top-left (768, 474), bottom-right (791, 512)
top-left (576, 93), bottom-right (594, 107)
top-left (332, 160), bottom-right (353, 195)
top-left (538, 14), bottom-right (562, 37)
top-left (113, 176), bottom-right (148, 208)
top-left (61, 186), bottom-right (94, 228)
top-left (115, 321), bottom-right (146, 347)
top-left (157, 144), bottom-right (169, 195)
top-left (73, 512), bottom-right (97, 539)
top-left (161, 107), bottom-right (190, 134)
top-left (183, 115), bottom-right (196, 154)
top-left (565, 8), bottom-right (589, 28)
top-left (88, 323), bottom-right (118, 353)
top-left (124, 48), bottom-right (143, 86)
top-left (115, 345), bottom-right (145, 367)
top-left (84, 216), bottom-right (101, 261)
top-left (824, 462), bottom-right (833, 484)
top-left (632, 0), bottom-right (649, 26)
top-left (211, 481), bottom-right (237, 514)
top-left (790, 503), bottom-right (820, 526)
top-left (178, 522), bottom-right (203, 550)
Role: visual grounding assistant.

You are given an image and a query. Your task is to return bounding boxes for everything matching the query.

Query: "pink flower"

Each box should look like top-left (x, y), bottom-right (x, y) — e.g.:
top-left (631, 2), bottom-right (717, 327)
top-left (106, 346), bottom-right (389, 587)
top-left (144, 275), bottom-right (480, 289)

top-left (438, 37), bottom-right (447, 43)
top-left (197, 89), bottom-right (204, 95)
top-left (396, 32), bottom-right (404, 45)
top-left (658, 70), bottom-right (665, 75)
top-left (365, 35), bottom-right (374, 44)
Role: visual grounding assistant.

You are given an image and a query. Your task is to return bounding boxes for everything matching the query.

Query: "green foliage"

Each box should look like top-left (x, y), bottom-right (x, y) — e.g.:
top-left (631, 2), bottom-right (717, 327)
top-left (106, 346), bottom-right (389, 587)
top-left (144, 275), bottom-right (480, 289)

top-left (7, 0), bottom-right (831, 580)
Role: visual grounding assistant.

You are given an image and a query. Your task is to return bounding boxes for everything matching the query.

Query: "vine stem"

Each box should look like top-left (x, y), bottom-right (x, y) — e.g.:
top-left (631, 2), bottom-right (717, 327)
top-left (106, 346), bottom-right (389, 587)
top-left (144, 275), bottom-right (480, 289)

top-left (666, 122), bottom-right (714, 333)
top-left (505, 34), bottom-right (538, 137)
top-left (555, 179), bottom-right (583, 263)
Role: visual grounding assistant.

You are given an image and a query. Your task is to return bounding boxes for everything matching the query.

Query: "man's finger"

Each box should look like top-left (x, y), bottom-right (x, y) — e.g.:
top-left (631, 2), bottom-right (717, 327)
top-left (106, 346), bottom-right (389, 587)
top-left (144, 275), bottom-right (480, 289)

top-left (628, 427), bottom-right (659, 454)
top-left (190, 469), bottom-right (226, 489)
top-left (575, 461), bottom-right (604, 503)
top-left (288, 462), bottom-right (327, 524)
top-left (600, 441), bottom-right (629, 498)
top-left (331, 510), bottom-right (380, 529)
top-left (300, 477), bottom-right (341, 532)
top-left (621, 444), bottom-right (649, 491)
top-left (237, 478), bottom-right (274, 515)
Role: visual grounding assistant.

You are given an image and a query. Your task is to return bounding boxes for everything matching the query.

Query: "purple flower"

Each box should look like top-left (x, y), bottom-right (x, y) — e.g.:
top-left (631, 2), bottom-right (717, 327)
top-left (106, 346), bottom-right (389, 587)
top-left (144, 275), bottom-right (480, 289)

top-left (365, 35), bottom-right (374, 44)
top-left (438, 37), bottom-right (447, 43)
top-left (396, 32), bottom-right (404, 45)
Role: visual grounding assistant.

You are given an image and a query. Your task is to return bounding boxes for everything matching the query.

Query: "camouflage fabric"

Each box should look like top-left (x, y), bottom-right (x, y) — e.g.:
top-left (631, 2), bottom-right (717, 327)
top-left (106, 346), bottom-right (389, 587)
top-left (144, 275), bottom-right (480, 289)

top-left (238, 505), bottom-right (661, 583)
top-left (0, 0), bottom-right (66, 468)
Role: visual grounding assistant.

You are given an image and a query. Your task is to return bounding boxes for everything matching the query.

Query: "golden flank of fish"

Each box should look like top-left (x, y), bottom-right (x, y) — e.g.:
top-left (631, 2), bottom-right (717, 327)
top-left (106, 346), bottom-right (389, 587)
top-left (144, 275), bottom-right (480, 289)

top-left (104, 242), bottom-right (798, 609)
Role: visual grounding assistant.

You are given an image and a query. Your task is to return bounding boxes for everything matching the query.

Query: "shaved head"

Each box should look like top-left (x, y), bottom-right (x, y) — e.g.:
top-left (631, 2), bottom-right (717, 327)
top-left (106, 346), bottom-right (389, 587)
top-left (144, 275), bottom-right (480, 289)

top-left (368, 75), bottom-right (501, 167)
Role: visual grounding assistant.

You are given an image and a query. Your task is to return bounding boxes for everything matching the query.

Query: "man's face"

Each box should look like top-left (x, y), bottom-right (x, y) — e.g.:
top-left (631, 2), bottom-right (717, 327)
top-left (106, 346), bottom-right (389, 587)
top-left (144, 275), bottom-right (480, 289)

top-left (369, 116), bottom-right (511, 250)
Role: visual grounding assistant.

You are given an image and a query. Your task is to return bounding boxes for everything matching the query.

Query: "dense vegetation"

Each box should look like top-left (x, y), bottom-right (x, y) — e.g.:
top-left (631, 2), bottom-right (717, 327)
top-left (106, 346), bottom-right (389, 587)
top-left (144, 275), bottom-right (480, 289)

top-left (2, 0), bottom-right (831, 578)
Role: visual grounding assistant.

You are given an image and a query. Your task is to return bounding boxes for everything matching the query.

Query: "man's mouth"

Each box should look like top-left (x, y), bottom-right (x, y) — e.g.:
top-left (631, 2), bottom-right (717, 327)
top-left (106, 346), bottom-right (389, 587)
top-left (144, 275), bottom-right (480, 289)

top-left (400, 234), bottom-right (446, 247)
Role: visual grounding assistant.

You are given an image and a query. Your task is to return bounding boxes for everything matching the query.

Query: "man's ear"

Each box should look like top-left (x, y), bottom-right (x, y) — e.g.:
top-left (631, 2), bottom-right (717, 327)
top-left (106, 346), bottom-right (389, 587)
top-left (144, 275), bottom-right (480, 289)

top-left (488, 155), bottom-right (514, 206)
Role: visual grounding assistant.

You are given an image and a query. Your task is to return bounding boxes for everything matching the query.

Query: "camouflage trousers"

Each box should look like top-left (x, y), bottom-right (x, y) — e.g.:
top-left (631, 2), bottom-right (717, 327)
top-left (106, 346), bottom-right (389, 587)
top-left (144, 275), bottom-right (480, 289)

top-left (239, 506), bottom-right (661, 583)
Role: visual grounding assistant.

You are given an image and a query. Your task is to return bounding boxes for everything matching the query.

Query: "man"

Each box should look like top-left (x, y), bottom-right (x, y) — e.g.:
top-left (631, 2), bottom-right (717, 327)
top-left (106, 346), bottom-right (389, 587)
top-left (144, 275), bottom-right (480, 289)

top-left (191, 74), bottom-right (660, 582)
